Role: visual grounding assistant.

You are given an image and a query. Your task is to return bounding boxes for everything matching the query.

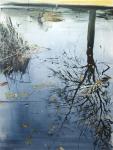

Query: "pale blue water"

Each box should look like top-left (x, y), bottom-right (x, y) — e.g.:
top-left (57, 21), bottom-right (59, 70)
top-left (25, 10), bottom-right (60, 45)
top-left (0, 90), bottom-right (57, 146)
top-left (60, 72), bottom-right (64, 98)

top-left (0, 6), bottom-right (113, 150)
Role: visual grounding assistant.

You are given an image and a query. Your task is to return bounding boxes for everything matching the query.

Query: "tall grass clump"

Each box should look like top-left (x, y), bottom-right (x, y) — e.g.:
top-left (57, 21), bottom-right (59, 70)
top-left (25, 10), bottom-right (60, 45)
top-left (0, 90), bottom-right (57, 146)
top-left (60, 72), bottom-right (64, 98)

top-left (0, 17), bottom-right (30, 75)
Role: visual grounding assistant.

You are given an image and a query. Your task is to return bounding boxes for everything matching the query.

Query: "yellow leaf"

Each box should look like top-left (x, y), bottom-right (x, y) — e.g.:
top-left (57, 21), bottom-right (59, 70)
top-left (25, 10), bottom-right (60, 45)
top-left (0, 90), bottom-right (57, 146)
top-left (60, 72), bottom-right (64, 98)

top-left (21, 123), bottom-right (29, 128)
top-left (5, 92), bottom-right (17, 99)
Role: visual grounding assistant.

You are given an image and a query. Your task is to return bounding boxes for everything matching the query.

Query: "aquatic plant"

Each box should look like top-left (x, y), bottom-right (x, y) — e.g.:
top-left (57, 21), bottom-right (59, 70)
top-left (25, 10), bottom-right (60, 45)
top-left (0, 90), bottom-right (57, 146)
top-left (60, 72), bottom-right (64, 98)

top-left (0, 17), bottom-right (30, 75)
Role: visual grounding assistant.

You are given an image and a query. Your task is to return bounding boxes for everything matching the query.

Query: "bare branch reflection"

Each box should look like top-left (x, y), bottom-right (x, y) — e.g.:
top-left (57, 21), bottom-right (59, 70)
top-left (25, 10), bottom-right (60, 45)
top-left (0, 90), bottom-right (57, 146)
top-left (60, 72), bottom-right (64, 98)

top-left (48, 9), bottom-right (113, 150)
top-left (49, 47), bottom-right (112, 149)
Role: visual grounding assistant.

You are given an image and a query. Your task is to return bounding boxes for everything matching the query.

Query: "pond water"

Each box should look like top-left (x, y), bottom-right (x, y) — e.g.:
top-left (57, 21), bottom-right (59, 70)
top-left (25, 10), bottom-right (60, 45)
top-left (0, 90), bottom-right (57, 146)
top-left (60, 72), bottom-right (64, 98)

top-left (0, 6), bottom-right (113, 150)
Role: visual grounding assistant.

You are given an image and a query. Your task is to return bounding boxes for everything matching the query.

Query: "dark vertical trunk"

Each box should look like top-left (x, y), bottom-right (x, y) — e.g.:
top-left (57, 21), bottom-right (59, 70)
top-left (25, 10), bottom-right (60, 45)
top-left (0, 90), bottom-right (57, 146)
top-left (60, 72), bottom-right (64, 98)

top-left (87, 9), bottom-right (96, 50)
top-left (87, 9), bottom-right (96, 69)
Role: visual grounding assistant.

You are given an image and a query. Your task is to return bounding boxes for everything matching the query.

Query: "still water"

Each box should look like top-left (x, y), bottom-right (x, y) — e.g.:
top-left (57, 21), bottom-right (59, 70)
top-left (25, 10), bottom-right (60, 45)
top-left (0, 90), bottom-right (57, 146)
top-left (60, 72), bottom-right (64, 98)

top-left (0, 6), bottom-right (113, 150)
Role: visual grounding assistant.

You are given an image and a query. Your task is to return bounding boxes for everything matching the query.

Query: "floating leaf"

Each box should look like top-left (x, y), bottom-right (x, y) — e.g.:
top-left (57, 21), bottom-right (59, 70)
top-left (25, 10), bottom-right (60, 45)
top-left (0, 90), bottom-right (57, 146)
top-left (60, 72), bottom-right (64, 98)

top-left (49, 95), bottom-right (57, 103)
top-left (48, 125), bottom-right (57, 135)
top-left (57, 146), bottom-right (65, 150)
top-left (43, 12), bottom-right (63, 22)
top-left (21, 123), bottom-right (29, 128)
top-left (95, 79), bottom-right (102, 85)
top-left (5, 92), bottom-right (17, 99)
top-left (5, 92), bottom-right (29, 99)
top-left (80, 75), bottom-right (84, 81)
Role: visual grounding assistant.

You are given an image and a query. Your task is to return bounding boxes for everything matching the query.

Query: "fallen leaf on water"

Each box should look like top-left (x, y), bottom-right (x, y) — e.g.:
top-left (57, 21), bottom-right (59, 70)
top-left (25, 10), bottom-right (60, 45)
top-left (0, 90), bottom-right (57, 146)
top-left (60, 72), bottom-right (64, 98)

top-left (5, 92), bottom-right (17, 99)
top-left (95, 80), bottom-right (102, 85)
top-left (5, 92), bottom-right (29, 99)
top-left (80, 75), bottom-right (84, 81)
top-left (43, 12), bottom-right (63, 22)
top-left (49, 95), bottom-right (57, 103)
top-left (21, 123), bottom-right (29, 128)
top-left (57, 146), bottom-right (65, 150)
top-left (48, 125), bottom-right (57, 135)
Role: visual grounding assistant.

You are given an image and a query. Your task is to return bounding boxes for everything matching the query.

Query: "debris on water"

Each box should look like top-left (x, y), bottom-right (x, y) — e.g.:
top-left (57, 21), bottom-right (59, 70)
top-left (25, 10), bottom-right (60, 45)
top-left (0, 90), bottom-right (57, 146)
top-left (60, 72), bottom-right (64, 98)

top-left (48, 124), bottom-right (57, 135)
top-left (5, 92), bottom-right (30, 99)
top-left (0, 82), bottom-right (8, 87)
top-left (43, 11), bottom-right (63, 22)
top-left (57, 146), bottom-right (65, 150)
top-left (80, 75), bottom-right (111, 93)
top-left (80, 75), bottom-right (84, 81)
top-left (21, 123), bottom-right (29, 128)
top-left (5, 92), bottom-right (18, 99)
top-left (49, 95), bottom-right (57, 103)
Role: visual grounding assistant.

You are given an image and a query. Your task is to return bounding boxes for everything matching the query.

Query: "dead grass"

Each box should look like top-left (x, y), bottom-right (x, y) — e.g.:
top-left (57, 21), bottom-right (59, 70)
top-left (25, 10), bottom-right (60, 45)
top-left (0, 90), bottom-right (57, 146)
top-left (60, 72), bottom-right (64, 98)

top-left (0, 17), bottom-right (30, 75)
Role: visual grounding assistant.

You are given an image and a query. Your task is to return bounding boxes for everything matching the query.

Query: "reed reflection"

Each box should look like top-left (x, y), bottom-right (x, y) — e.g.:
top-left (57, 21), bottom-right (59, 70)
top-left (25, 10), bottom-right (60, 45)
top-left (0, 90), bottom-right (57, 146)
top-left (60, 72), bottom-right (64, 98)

top-left (0, 17), bottom-right (30, 81)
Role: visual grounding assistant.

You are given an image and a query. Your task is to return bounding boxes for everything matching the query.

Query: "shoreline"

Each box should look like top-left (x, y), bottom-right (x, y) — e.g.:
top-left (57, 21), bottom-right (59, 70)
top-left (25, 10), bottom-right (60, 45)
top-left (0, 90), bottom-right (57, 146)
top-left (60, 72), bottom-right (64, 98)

top-left (0, 3), bottom-right (113, 10)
